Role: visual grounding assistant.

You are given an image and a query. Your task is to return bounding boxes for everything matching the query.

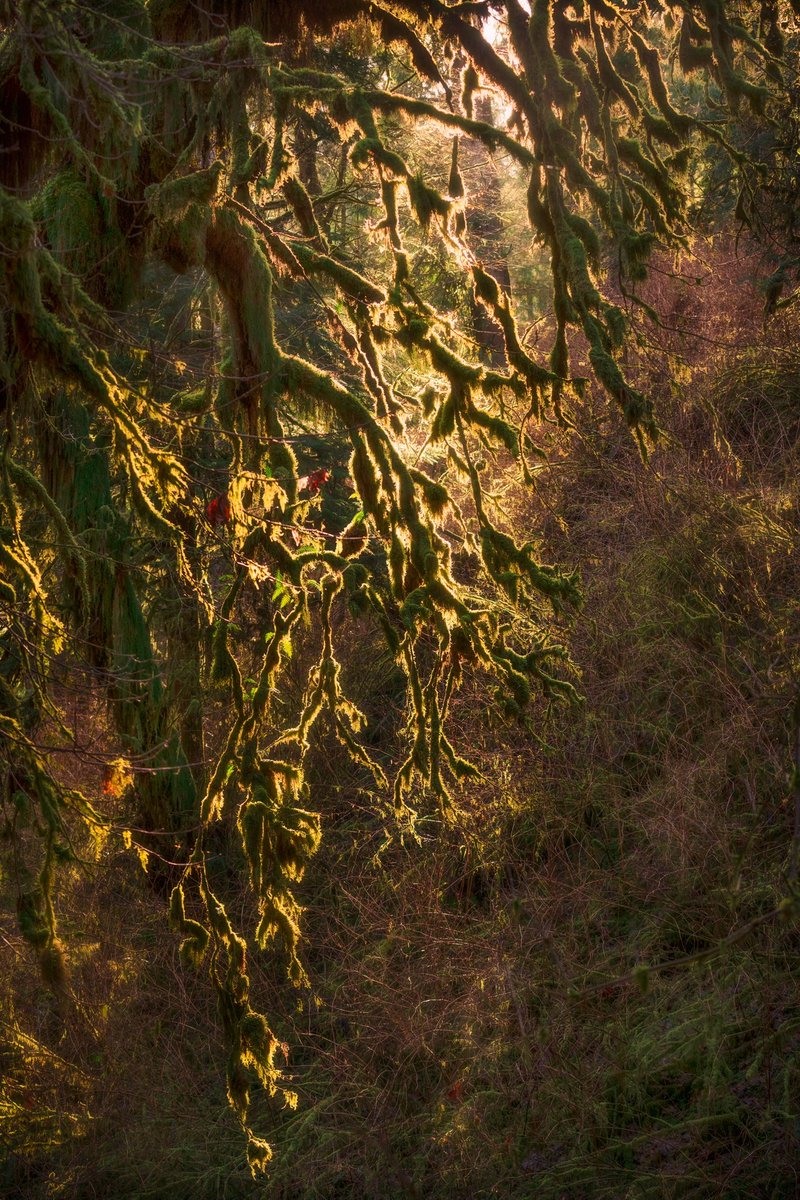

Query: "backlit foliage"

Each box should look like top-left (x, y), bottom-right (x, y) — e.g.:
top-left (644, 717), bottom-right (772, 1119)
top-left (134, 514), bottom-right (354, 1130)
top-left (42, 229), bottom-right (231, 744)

top-left (0, 0), bottom-right (795, 1168)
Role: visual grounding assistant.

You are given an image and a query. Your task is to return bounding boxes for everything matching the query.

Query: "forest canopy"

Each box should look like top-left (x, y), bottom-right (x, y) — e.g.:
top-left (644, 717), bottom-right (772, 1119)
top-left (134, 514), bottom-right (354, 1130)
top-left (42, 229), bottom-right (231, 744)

top-left (1, 0), bottom-right (799, 1182)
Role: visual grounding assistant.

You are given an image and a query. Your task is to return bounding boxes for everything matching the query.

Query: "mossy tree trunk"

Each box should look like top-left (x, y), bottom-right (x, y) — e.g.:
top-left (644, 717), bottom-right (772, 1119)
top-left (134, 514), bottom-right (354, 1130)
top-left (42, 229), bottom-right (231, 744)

top-left (39, 392), bottom-right (196, 839)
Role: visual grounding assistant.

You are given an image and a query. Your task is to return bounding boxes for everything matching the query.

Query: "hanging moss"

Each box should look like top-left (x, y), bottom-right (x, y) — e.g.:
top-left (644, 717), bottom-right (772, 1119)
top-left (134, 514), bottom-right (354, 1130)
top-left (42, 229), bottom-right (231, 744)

top-left (35, 168), bottom-right (135, 306)
top-left (1, 0), bottom-right (787, 1172)
top-left (406, 172), bottom-right (452, 232)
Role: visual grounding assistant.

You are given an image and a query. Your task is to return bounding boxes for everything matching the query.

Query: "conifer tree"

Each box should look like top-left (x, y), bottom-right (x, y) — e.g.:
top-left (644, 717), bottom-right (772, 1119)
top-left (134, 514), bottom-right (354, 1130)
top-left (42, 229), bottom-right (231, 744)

top-left (0, 0), bottom-right (795, 1167)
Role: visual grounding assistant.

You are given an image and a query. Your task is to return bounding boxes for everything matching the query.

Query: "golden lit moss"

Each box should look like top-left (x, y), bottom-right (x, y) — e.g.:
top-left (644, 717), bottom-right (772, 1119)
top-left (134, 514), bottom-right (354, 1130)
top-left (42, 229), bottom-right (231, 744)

top-left (0, 0), bottom-right (789, 1173)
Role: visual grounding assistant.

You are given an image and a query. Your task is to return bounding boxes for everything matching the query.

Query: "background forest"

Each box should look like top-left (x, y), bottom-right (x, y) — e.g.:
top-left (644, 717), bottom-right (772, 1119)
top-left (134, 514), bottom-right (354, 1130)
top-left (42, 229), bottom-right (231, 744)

top-left (2, 0), bottom-right (800, 1196)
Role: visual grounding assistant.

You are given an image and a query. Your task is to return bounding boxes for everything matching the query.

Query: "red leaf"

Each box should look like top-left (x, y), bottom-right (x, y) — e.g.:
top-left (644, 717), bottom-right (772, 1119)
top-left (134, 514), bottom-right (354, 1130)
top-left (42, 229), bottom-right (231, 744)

top-left (300, 468), bottom-right (331, 496)
top-left (206, 494), bottom-right (232, 526)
